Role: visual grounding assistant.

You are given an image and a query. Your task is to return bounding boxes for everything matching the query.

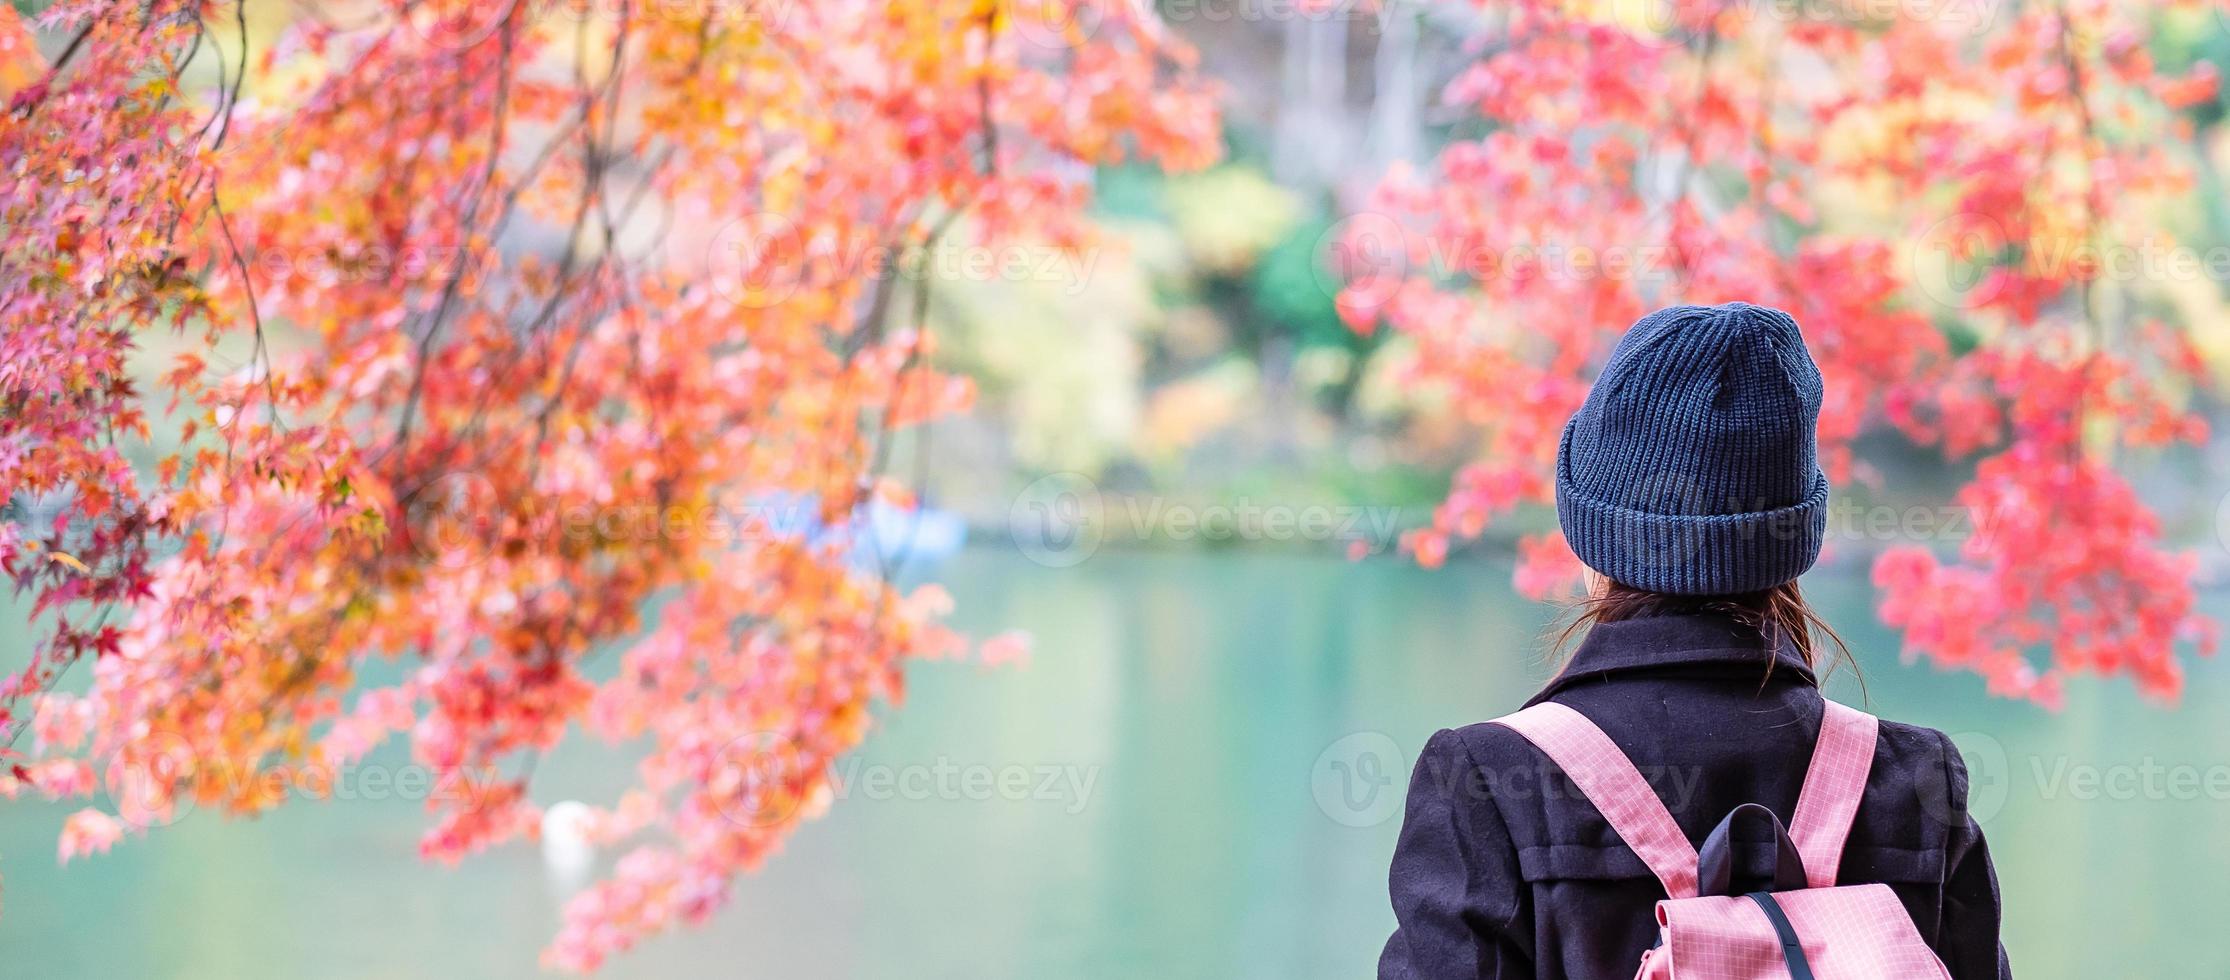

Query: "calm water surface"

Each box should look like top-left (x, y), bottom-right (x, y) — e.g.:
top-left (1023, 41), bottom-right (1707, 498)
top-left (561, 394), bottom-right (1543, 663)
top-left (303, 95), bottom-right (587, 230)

top-left (3, 549), bottom-right (2226, 978)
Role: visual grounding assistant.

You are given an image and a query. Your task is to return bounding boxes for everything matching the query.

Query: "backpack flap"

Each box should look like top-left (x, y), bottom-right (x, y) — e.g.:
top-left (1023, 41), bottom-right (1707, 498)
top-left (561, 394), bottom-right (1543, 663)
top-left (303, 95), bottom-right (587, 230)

top-left (1652, 884), bottom-right (1952, 980)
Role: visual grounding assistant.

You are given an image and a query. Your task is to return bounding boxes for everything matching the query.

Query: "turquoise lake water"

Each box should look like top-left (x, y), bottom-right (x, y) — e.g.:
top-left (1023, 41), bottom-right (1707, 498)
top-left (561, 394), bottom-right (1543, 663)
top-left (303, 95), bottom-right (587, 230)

top-left (2, 548), bottom-right (2226, 978)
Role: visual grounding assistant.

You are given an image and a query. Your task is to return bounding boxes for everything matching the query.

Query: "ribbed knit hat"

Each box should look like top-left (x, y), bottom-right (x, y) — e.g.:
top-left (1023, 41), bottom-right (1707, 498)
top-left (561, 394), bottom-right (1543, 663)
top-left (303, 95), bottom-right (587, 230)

top-left (1555, 302), bottom-right (1830, 596)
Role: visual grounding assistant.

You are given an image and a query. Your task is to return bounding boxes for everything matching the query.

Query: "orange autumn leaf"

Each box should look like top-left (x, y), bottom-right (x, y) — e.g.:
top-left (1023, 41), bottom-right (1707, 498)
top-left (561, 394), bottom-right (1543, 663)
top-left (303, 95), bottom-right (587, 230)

top-left (0, 8), bottom-right (42, 100)
top-left (2, 0), bottom-right (1218, 972)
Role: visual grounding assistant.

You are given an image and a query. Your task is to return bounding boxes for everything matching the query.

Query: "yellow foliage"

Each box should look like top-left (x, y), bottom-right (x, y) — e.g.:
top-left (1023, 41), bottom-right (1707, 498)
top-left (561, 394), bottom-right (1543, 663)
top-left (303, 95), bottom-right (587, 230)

top-left (1135, 358), bottom-right (1258, 464)
top-left (1164, 166), bottom-right (1302, 276)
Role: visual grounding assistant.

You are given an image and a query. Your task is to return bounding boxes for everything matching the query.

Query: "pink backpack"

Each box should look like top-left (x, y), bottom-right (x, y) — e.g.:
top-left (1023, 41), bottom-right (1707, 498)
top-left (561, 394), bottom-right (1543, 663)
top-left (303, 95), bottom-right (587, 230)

top-left (1492, 700), bottom-right (1952, 980)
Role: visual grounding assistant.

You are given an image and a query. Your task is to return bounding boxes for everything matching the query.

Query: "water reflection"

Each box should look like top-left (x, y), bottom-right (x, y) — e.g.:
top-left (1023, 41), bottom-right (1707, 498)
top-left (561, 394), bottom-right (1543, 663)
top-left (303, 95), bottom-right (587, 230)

top-left (1, 548), bottom-right (2224, 978)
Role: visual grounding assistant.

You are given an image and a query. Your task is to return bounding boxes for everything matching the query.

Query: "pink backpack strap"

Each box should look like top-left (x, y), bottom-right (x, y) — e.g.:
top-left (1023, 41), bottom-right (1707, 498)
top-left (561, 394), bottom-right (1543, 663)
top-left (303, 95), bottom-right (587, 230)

top-left (1787, 699), bottom-right (1879, 888)
top-left (1492, 703), bottom-right (1699, 899)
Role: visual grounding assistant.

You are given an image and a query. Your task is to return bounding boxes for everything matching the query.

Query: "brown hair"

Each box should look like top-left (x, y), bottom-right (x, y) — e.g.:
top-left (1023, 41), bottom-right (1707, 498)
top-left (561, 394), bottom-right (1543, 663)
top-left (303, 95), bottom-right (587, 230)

top-left (1553, 578), bottom-right (1861, 690)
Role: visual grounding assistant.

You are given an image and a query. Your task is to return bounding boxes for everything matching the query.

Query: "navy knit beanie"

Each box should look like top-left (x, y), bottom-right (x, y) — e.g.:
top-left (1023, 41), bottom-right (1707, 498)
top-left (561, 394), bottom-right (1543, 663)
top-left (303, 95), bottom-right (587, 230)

top-left (1555, 302), bottom-right (1829, 596)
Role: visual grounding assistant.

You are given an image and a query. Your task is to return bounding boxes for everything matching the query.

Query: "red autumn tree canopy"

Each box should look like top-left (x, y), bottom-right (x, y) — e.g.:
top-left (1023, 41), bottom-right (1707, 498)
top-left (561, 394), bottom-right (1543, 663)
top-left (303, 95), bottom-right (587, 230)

top-left (1342, 0), bottom-right (2219, 707)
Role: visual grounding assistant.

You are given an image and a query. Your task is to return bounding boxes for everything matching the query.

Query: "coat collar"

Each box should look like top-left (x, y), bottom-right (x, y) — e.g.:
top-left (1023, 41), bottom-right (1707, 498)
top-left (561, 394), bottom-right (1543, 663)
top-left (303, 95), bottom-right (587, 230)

top-left (1525, 609), bottom-right (1816, 706)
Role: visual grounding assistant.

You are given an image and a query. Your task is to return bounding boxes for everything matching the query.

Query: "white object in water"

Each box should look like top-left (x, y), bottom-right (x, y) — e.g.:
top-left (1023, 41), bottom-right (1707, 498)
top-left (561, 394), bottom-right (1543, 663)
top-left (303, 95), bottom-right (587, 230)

top-left (542, 800), bottom-right (596, 892)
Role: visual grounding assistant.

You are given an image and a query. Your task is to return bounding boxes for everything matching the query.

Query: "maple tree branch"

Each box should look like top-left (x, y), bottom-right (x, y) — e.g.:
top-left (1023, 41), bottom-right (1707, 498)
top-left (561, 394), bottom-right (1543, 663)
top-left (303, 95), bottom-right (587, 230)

top-left (851, 7), bottom-right (1003, 584)
top-left (209, 186), bottom-right (281, 431)
top-left (391, 15), bottom-right (521, 473)
top-left (2053, 0), bottom-right (2105, 461)
top-left (214, 0), bottom-right (251, 152)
